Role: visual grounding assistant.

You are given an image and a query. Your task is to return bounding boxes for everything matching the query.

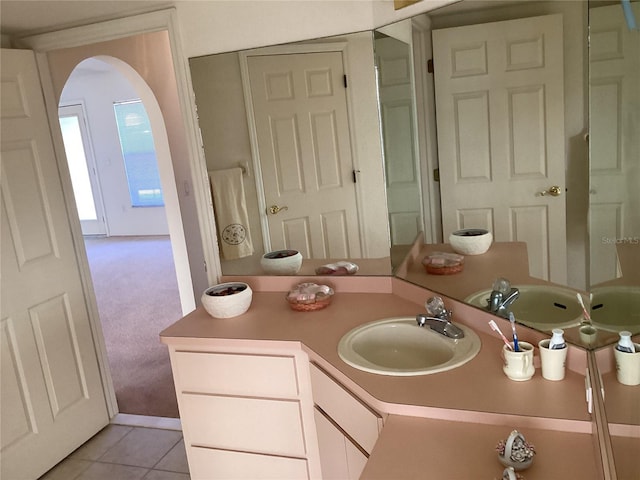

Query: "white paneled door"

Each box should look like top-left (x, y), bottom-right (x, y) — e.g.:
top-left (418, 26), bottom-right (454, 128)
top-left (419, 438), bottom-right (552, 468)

top-left (589, 3), bottom-right (640, 286)
top-left (1, 49), bottom-right (109, 479)
top-left (375, 34), bottom-right (423, 247)
top-left (247, 51), bottom-right (362, 259)
top-left (433, 14), bottom-right (567, 284)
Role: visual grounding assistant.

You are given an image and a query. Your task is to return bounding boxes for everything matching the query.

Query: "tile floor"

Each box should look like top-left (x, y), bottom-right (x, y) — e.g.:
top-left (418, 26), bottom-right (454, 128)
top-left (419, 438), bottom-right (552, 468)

top-left (39, 425), bottom-right (190, 480)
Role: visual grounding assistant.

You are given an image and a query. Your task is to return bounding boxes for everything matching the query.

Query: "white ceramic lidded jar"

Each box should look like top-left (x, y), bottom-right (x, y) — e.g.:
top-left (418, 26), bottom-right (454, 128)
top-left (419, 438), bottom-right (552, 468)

top-left (448, 228), bottom-right (493, 255)
top-left (260, 249), bottom-right (303, 275)
top-left (201, 282), bottom-right (252, 318)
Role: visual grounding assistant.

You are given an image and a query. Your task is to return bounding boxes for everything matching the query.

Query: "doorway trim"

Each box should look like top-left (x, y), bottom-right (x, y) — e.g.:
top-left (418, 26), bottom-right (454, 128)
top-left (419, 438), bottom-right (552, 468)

top-left (17, 8), bottom-right (220, 417)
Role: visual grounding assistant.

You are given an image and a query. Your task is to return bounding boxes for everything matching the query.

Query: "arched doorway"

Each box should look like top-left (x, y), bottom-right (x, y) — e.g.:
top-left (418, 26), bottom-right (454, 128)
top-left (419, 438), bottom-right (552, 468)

top-left (58, 56), bottom-right (185, 418)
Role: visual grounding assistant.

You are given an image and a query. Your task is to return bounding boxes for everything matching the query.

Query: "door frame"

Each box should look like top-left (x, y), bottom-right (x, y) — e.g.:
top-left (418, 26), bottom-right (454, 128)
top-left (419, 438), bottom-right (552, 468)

top-left (17, 8), bottom-right (219, 417)
top-left (239, 41), bottom-right (369, 257)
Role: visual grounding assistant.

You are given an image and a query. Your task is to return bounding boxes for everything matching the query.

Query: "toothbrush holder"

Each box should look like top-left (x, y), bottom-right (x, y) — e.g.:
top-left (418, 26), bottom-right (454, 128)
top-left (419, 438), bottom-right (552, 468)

top-left (502, 342), bottom-right (534, 381)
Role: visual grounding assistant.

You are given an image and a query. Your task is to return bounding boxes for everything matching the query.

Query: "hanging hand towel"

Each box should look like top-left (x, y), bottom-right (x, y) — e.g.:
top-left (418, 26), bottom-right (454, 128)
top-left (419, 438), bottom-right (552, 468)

top-left (209, 168), bottom-right (254, 260)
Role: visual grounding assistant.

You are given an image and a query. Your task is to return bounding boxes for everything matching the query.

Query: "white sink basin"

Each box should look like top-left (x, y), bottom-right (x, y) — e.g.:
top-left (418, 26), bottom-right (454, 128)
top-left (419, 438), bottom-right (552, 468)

top-left (590, 286), bottom-right (640, 333)
top-left (465, 285), bottom-right (583, 331)
top-left (337, 317), bottom-right (481, 376)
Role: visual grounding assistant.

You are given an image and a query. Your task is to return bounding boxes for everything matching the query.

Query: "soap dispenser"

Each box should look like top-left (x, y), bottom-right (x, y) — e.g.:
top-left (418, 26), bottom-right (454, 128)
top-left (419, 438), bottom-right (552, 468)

top-left (616, 331), bottom-right (636, 353)
top-left (549, 328), bottom-right (566, 350)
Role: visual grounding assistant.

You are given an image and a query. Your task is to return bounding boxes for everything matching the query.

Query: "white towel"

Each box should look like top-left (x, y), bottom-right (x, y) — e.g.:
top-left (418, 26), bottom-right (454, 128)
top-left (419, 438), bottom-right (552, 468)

top-left (209, 168), bottom-right (254, 260)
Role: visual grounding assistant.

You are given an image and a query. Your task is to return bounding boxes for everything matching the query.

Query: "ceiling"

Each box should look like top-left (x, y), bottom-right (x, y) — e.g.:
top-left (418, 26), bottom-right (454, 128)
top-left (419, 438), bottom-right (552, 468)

top-left (0, 0), bottom-right (172, 37)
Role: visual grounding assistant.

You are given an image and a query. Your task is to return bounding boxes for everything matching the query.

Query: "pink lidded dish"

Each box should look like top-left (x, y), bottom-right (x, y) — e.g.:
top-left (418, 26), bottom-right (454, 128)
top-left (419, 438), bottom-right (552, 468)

top-left (286, 283), bottom-right (334, 311)
top-left (422, 252), bottom-right (464, 275)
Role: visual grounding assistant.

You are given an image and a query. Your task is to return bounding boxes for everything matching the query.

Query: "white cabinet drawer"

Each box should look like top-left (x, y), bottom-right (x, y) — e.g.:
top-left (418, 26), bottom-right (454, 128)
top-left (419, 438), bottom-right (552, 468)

top-left (310, 363), bottom-right (382, 454)
top-left (181, 393), bottom-right (307, 458)
top-left (189, 446), bottom-right (310, 480)
top-left (173, 351), bottom-right (299, 397)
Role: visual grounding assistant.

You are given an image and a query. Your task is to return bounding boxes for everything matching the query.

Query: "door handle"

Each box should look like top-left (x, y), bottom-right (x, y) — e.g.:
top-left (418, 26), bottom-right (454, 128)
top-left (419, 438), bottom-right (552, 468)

top-left (537, 186), bottom-right (563, 197)
top-left (268, 205), bottom-right (289, 215)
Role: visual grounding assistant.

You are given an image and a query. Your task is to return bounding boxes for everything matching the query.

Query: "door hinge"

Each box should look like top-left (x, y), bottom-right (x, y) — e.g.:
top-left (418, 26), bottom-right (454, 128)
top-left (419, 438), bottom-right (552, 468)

top-left (427, 58), bottom-right (434, 74)
top-left (343, 74), bottom-right (348, 88)
top-left (352, 169), bottom-right (360, 183)
top-left (433, 168), bottom-right (440, 182)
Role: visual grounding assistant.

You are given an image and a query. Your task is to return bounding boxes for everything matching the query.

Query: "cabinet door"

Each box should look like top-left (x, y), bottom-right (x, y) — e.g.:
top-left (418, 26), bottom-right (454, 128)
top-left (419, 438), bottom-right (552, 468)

top-left (314, 408), bottom-right (350, 479)
top-left (314, 408), bottom-right (368, 480)
top-left (310, 363), bottom-right (383, 453)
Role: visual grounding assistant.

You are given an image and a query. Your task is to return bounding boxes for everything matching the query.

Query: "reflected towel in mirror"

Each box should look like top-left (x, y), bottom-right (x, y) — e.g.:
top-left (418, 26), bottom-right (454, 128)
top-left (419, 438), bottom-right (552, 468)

top-left (209, 167), bottom-right (254, 260)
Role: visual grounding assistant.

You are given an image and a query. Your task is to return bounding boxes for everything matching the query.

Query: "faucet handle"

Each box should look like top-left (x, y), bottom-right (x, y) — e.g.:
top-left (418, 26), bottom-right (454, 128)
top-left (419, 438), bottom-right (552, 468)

top-left (425, 296), bottom-right (447, 318)
top-left (492, 277), bottom-right (511, 294)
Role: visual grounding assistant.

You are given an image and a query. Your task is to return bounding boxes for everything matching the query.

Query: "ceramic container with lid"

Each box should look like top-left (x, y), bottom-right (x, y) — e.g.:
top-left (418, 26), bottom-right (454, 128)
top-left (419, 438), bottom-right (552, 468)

top-left (449, 228), bottom-right (493, 255)
top-left (260, 249), bottom-right (303, 275)
top-left (201, 282), bottom-right (252, 318)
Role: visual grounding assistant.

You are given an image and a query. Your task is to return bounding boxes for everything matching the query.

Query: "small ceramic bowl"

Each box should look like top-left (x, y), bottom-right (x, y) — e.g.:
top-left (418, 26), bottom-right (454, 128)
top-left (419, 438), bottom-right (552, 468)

top-left (201, 282), bottom-right (252, 318)
top-left (261, 249), bottom-right (303, 275)
top-left (449, 228), bottom-right (493, 255)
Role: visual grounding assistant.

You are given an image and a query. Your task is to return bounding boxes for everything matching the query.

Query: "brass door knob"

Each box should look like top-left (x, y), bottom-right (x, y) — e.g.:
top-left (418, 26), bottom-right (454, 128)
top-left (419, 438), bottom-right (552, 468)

top-left (537, 186), bottom-right (563, 197)
top-left (268, 205), bottom-right (289, 215)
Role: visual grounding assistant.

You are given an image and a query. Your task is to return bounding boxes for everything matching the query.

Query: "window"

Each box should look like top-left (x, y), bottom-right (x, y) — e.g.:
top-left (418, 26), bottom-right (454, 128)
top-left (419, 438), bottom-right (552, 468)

top-left (113, 100), bottom-right (164, 207)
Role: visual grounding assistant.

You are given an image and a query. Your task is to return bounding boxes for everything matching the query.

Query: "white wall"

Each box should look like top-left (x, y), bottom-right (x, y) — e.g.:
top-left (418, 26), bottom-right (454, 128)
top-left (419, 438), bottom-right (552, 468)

top-left (173, 0), bottom-right (458, 58)
top-left (60, 66), bottom-right (171, 236)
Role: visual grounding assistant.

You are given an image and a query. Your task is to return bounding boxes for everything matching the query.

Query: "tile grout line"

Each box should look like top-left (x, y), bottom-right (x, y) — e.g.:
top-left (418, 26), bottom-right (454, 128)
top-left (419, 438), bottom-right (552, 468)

top-left (149, 435), bottom-right (186, 473)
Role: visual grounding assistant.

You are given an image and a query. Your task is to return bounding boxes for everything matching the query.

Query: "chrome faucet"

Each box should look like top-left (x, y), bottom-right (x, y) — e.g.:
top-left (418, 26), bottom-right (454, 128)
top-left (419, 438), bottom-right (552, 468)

top-left (487, 277), bottom-right (520, 318)
top-left (416, 296), bottom-right (465, 339)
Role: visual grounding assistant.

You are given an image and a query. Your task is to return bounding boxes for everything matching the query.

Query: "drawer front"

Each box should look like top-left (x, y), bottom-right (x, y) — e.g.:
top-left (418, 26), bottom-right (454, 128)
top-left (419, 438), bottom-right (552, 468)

top-left (181, 393), bottom-right (307, 458)
top-left (173, 351), bottom-right (299, 397)
top-left (189, 446), bottom-right (310, 480)
top-left (310, 363), bottom-right (381, 454)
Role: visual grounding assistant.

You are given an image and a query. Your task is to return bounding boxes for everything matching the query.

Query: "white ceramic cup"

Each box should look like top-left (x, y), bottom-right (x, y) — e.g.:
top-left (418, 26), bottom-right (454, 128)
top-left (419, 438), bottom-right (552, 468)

top-left (502, 341), bottom-right (535, 381)
top-left (614, 343), bottom-right (640, 386)
top-left (538, 339), bottom-right (568, 381)
top-left (579, 325), bottom-right (598, 345)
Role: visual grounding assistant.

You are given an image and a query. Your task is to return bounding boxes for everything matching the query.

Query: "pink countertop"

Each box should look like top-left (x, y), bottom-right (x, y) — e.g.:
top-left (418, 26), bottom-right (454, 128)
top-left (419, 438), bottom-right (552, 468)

top-left (161, 276), bottom-right (601, 478)
top-left (361, 415), bottom-right (600, 480)
top-left (161, 277), bottom-right (591, 428)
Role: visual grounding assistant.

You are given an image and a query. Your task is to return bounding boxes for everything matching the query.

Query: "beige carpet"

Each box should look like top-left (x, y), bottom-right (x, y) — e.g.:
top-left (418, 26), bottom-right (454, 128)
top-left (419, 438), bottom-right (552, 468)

top-left (84, 236), bottom-right (182, 418)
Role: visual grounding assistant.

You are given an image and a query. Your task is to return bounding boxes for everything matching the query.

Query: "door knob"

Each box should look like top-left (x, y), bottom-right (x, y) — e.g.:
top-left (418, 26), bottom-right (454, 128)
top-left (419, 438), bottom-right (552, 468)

top-left (537, 186), bottom-right (563, 197)
top-left (268, 205), bottom-right (288, 215)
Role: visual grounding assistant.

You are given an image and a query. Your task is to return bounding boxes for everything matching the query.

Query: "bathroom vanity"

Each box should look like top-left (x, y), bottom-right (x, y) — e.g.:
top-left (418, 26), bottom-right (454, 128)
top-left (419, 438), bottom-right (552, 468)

top-left (161, 276), bottom-right (610, 479)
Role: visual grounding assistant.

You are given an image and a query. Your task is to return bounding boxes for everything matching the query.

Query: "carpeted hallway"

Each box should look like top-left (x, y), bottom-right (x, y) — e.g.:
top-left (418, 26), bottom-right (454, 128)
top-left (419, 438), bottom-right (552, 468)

top-left (84, 236), bottom-right (183, 418)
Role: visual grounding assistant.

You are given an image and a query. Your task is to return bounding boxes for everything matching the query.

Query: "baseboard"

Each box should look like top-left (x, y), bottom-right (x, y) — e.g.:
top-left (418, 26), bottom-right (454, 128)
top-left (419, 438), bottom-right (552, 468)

top-left (111, 413), bottom-right (182, 431)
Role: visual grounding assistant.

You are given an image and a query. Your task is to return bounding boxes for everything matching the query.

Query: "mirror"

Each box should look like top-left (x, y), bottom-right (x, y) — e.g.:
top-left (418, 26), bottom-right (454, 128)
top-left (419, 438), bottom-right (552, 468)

top-left (189, 0), bottom-right (638, 350)
top-left (189, 31), bottom-right (394, 277)
top-left (384, 0), bottom-right (638, 350)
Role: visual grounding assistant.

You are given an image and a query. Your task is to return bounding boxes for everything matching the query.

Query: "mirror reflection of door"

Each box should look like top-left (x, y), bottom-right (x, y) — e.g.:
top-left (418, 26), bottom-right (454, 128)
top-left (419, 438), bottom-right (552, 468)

top-left (589, 2), bottom-right (640, 286)
top-left (58, 104), bottom-right (107, 236)
top-left (375, 32), bottom-right (424, 246)
top-left (433, 14), bottom-right (567, 284)
top-left (246, 51), bottom-right (363, 259)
